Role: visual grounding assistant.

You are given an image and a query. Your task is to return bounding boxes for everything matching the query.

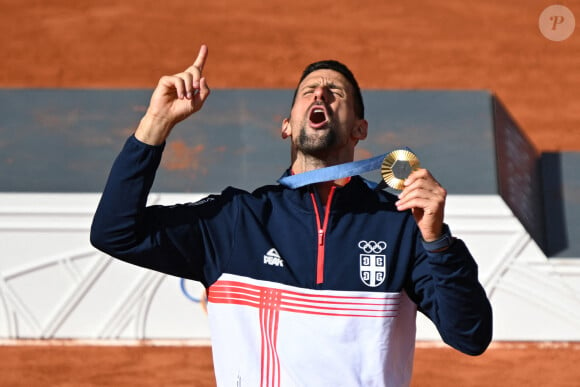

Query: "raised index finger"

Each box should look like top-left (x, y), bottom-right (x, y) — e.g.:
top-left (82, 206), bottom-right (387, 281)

top-left (191, 44), bottom-right (208, 72)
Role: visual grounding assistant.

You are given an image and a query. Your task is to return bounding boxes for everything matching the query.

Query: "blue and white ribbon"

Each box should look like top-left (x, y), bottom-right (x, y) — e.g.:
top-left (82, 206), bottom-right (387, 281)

top-left (278, 153), bottom-right (389, 189)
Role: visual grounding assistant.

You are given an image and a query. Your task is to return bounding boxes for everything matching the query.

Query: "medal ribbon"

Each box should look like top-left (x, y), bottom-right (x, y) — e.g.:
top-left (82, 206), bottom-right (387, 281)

top-left (277, 153), bottom-right (388, 189)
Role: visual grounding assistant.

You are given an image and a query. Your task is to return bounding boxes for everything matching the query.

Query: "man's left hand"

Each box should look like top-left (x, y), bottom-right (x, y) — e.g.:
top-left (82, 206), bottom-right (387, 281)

top-left (395, 168), bottom-right (447, 242)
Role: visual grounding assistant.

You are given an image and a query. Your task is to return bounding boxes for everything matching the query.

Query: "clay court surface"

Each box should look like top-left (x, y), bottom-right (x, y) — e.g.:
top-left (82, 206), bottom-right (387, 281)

top-left (1, 0), bottom-right (580, 386)
top-left (1, 342), bottom-right (580, 386)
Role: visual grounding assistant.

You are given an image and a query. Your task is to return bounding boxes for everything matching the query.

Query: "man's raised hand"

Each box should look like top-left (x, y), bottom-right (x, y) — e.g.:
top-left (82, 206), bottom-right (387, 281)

top-left (136, 45), bottom-right (211, 145)
top-left (395, 168), bottom-right (447, 242)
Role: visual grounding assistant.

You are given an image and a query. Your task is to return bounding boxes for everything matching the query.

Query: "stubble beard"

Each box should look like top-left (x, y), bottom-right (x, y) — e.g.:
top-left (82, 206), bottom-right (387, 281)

top-left (296, 122), bottom-right (338, 158)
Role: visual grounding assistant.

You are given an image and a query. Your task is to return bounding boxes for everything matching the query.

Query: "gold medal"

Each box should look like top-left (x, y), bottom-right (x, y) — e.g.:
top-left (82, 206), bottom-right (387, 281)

top-left (381, 149), bottom-right (421, 191)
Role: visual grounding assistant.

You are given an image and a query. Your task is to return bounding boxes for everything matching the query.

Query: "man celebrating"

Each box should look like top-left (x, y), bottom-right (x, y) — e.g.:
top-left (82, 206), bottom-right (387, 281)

top-left (91, 45), bottom-right (492, 386)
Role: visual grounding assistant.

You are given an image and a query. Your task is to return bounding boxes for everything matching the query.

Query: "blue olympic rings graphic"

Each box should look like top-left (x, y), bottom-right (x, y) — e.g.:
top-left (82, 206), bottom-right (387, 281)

top-left (180, 278), bottom-right (204, 303)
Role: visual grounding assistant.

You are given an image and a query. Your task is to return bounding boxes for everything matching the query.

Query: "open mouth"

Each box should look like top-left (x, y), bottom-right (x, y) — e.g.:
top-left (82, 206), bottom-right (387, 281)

top-left (308, 104), bottom-right (329, 128)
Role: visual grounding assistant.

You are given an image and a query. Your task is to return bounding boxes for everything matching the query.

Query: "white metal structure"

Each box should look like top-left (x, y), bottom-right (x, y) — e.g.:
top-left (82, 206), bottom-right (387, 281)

top-left (1, 193), bottom-right (579, 342)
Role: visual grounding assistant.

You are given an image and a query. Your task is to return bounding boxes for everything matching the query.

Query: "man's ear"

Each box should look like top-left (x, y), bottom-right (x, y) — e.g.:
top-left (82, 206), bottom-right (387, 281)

top-left (353, 119), bottom-right (368, 141)
top-left (281, 118), bottom-right (291, 139)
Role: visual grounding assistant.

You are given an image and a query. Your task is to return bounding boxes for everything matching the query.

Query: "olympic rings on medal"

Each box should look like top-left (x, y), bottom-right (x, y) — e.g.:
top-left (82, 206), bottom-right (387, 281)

top-left (358, 240), bottom-right (387, 254)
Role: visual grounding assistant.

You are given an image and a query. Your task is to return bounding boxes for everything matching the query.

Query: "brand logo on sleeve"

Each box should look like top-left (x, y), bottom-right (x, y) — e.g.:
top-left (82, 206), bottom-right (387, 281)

top-left (358, 240), bottom-right (387, 287)
top-left (264, 248), bottom-right (284, 267)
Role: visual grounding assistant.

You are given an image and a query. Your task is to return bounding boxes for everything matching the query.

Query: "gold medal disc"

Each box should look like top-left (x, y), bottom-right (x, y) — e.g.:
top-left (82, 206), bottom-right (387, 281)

top-left (381, 149), bottom-right (421, 191)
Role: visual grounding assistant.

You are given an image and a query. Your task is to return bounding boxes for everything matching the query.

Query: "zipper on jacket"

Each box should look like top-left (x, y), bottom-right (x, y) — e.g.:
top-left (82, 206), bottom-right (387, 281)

top-left (309, 186), bottom-right (337, 285)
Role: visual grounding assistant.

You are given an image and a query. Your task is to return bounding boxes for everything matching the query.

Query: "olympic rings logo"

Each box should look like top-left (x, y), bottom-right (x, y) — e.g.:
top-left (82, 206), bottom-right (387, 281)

top-left (358, 240), bottom-right (387, 254)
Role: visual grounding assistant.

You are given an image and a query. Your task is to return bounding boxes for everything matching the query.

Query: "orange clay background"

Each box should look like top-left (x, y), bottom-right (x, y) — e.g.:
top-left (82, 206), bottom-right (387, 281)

top-left (1, 0), bottom-right (579, 386)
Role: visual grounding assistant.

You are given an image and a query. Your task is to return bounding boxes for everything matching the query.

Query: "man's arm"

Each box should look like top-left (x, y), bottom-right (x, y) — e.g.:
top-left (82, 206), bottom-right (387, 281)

top-left (409, 236), bottom-right (493, 356)
top-left (90, 136), bottom-right (200, 279)
top-left (90, 46), bottom-right (218, 282)
top-left (397, 169), bottom-right (492, 355)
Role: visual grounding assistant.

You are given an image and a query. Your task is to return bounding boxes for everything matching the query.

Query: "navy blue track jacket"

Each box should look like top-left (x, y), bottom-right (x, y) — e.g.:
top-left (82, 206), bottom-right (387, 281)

top-left (91, 135), bottom-right (492, 387)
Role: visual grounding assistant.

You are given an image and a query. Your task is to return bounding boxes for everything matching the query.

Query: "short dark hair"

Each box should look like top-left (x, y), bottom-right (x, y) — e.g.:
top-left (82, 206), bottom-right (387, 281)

top-left (292, 60), bottom-right (365, 119)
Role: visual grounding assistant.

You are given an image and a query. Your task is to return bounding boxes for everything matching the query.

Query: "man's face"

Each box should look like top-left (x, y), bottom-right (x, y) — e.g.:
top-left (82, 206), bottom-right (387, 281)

top-left (283, 69), bottom-right (367, 159)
